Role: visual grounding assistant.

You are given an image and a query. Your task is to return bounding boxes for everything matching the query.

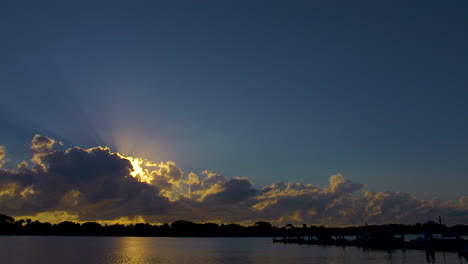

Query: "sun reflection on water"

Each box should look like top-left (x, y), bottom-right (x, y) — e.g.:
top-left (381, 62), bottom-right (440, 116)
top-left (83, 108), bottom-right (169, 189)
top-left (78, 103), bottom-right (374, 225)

top-left (110, 237), bottom-right (155, 264)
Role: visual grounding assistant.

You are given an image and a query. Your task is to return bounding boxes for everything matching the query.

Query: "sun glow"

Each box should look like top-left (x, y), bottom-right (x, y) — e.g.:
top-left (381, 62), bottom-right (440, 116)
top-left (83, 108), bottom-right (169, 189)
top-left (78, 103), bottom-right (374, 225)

top-left (113, 151), bottom-right (187, 202)
top-left (117, 154), bottom-right (154, 184)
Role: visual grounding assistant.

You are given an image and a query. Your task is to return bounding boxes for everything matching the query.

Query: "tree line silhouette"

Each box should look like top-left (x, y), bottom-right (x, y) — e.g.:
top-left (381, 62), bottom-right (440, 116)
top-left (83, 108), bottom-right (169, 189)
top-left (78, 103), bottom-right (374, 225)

top-left (1, 213), bottom-right (467, 239)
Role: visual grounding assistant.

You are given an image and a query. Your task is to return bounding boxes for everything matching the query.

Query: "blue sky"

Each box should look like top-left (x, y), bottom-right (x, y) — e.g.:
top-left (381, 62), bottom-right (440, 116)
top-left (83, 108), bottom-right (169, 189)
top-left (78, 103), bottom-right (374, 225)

top-left (1, 0), bottom-right (468, 206)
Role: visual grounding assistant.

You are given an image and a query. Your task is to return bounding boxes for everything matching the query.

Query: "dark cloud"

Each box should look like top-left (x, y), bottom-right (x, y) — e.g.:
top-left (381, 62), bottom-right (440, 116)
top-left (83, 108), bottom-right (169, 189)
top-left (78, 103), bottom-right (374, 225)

top-left (201, 178), bottom-right (258, 205)
top-left (249, 174), bottom-right (467, 225)
top-left (0, 135), bottom-right (467, 225)
top-left (0, 135), bottom-right (171, 220)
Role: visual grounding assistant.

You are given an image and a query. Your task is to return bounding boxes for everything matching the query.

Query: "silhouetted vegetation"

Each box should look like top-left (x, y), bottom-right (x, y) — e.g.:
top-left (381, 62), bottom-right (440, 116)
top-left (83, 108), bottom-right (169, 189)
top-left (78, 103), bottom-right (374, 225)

top-left (2, 213), bottom-right (468, 252)
top-left (0, 214), bottom-right (282, 237)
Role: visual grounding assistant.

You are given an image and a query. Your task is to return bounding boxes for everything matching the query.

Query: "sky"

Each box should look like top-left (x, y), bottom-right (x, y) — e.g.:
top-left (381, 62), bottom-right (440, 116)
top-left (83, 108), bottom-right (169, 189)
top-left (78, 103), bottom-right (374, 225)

top-left (0, 1), bottom-right (467, 225)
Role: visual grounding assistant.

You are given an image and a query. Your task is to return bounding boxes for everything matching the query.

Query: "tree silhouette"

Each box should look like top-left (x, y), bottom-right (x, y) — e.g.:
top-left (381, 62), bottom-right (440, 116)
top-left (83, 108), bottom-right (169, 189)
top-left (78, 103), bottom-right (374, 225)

top-left (0, 212), bottom-right (466, 254)
top-left (0, 214), bottom-right (14, 224)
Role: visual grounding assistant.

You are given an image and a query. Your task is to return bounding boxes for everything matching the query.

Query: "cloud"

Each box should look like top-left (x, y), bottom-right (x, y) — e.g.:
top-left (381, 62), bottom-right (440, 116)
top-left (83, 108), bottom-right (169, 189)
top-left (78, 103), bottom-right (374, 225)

top-left (250, 177), bottom-right (355, 225)
top-left (460, 196), bottom-right (468, 211)
top-left (249, 176), bottom-right (468, 226)
top-left (0, 146), bottom-right (6, 168)
top-left (30, 134), bottom-right (62, 167)
top-left (327, 173), bottom-right (364, 193)
top-left (0, 135), bottom-right (467, 225)
top-left (0, 135), bottom-right (172, 220)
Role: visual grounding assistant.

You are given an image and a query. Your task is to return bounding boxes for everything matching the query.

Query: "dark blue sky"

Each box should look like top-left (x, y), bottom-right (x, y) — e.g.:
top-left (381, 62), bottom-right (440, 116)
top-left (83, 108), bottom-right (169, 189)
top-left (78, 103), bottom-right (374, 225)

top-left (1, 1), bottom-right (468, 201)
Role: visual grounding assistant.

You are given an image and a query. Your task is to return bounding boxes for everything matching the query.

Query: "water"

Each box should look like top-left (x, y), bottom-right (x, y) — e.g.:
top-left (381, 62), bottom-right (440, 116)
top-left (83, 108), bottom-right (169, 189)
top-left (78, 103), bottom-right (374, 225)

top-left (0, 236), bottom-right (466, 264)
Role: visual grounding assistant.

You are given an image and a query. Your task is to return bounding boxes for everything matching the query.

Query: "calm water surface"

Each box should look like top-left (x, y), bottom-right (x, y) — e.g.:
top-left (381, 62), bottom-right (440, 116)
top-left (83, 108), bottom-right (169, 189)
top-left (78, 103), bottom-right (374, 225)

top-left (0, 236), bottom-right (467, 264)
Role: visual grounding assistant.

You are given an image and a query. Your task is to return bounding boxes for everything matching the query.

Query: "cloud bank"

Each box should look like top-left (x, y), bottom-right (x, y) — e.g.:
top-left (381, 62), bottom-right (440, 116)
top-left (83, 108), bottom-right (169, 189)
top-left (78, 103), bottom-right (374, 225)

top-left (0, 135), bottom-right (466, 225)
